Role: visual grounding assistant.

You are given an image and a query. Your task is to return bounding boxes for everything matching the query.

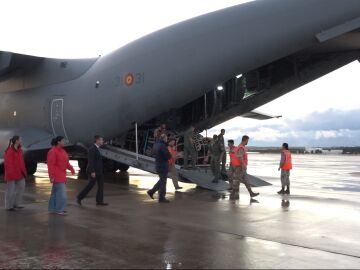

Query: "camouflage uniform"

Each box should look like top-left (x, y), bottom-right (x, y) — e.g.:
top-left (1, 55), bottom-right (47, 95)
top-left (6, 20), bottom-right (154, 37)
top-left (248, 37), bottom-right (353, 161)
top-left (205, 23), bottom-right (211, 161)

top-left (218, 134), bottom-right (227, 172)
top-left (209, 139), bottom-right (224, 183)
top-left (183, 128), bottom-right (197, 169)
top-left (230, 146), bottom-right (257, 199)
top-left (280, 152), bottom-right (290, 186)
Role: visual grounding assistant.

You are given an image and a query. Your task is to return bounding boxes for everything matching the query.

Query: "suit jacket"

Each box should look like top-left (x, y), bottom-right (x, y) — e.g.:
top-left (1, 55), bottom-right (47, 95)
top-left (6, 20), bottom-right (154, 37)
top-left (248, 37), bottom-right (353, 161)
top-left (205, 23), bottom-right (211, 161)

top-left (86, 145), bottom-right (103, 176)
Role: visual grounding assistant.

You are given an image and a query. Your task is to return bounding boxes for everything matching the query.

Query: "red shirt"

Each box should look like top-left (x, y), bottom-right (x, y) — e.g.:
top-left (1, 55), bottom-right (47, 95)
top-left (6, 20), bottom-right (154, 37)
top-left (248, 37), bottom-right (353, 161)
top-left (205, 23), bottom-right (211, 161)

top-left (4, 146), bottom-right (27, 181)
top-left (47, 146), bottom-right (75, 183)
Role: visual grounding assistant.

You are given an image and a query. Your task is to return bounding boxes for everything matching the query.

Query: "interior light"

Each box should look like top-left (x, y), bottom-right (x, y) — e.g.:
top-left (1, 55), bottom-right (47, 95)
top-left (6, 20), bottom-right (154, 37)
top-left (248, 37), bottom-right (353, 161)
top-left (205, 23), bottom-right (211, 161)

top-left (217, 85), bottom-right (224, 91)
top-left (236, 74), bottom-right (242, 79)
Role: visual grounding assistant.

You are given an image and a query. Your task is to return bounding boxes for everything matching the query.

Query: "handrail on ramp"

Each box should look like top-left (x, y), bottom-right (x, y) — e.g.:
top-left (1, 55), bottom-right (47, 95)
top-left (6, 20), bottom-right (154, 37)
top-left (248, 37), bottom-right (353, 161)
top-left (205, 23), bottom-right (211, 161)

top-left (99, 145), bottom-right (271, 191)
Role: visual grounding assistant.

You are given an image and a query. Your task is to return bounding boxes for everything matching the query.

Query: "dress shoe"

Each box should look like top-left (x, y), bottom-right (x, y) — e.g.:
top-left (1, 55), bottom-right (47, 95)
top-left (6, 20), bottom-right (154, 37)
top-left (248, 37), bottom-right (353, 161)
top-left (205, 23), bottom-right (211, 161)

top-left (6, 208), bottom-right (16, 212)
top-left (96, 202), bottom-right (109, 206)
top-left (76, 198), bottom-right (82, 206)
top-left (250, 192), bottom-right (259, 198)
top-left (147, 190), bottom-right (154, 200)
top-left (14, 206), bottom-right (25, 209)
top-left (159, 199), bottom-right (170, 203)
top-left (277, 189), bottom-right (285, 195)
top-left (175, 187), bottom-right (183, 190)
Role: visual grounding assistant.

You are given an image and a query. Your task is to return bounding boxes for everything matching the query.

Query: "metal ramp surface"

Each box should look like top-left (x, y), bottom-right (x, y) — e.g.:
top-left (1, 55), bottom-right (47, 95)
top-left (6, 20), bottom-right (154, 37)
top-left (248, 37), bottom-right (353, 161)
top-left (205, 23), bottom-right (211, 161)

top-left (178, 169), bottom-right (271, 191)
top-left (100, 145), bottom-right (157, 174)
top-left (178, 169), bottom-right (230, 191)
top-left (100, 145), bottom-right (271, 191)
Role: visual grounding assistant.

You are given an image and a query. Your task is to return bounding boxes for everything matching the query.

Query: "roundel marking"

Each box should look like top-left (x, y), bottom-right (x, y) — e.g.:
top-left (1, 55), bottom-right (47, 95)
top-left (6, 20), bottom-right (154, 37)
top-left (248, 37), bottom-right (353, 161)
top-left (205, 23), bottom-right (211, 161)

top-left (125, 73), bottom-right (134, 87)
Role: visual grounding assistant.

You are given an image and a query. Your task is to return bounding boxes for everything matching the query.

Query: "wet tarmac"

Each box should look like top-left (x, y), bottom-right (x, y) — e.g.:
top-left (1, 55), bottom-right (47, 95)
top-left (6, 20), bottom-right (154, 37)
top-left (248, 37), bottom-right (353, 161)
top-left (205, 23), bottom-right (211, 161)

top-left (0, 155), bottom-right (360, 269)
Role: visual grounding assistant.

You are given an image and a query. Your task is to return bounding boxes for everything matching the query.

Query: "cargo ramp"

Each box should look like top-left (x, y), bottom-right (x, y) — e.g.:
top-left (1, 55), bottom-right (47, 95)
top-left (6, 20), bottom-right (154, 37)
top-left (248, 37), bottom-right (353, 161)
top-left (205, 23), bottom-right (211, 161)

top-left (100, 145), bottom-right (271, 192)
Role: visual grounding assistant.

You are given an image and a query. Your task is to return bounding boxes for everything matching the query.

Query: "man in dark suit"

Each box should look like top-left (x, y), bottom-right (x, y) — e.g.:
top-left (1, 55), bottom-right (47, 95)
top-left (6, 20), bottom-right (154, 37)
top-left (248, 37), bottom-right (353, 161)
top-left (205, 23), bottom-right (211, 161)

top-left (77, 135), bottom-right (108, 206)
top-left (147, 134), bottom-right (171, 203)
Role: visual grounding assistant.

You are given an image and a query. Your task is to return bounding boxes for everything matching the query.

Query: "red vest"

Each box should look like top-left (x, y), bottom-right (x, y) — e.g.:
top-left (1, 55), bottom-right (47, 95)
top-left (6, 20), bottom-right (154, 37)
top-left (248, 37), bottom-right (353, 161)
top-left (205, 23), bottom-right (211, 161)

top-left (229, 146), bottom-right (241, 167)
top-left (238, 144), bottom-right (248, 167)
top-left (281, 150), bottom-right (293, 170)
top-left (168, 146), bottom-right (177, 166)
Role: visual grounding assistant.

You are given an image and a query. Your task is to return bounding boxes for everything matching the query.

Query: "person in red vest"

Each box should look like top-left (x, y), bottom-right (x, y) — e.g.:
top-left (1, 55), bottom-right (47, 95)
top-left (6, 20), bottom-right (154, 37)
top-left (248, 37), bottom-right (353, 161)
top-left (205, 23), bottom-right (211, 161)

top-left (168, 138), bottom-right (182, 190)
top-left (47, 136), bottom-right (75, 215)
top-left (4, 135), bottom-right (27, 211)
top-left (278, 143), bottom-right (292, 195)
top-left (227, 139), bottom-right (239, 191)
top-left (231, 135), bottom-right (259, 199)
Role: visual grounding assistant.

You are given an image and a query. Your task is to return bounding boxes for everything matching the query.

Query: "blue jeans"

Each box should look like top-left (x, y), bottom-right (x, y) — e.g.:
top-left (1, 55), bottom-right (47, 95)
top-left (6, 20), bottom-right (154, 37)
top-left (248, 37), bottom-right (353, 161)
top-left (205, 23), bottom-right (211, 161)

top-left (48, 183), bottom-right (67, 213)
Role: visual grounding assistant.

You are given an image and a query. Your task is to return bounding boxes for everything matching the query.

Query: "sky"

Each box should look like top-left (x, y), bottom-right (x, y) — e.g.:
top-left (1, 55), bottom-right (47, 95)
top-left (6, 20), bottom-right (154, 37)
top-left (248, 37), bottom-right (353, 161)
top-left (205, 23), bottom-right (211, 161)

top-left (1, 0), bottom-right (360, 147)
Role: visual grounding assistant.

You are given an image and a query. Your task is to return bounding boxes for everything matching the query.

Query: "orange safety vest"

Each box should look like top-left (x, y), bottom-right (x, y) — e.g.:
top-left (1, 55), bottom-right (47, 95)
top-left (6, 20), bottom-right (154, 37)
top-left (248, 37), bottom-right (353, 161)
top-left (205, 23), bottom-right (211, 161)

top-left (229, 146), bottom-right (241, 167)
top-left (281, 150), bottom-right (293, 170)
top-left (168, 146), bottom-right (177, 166)
top-left (238, 144), bottom-right (248, 167)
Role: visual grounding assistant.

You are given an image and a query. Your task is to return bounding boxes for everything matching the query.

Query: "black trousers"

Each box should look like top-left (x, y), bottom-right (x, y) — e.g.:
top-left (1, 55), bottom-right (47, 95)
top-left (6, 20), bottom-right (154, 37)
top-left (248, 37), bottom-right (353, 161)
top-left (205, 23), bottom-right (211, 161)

top-left (77, 174), bottom-right (104, 203)
top-left (150, 170), bottom-right (168, 201)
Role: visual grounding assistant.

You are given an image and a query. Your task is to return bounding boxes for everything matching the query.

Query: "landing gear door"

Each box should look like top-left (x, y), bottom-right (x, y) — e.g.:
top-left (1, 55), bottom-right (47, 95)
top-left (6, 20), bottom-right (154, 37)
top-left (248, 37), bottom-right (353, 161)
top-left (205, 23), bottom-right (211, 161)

top-left (50, 98), bottom-right (69, 143)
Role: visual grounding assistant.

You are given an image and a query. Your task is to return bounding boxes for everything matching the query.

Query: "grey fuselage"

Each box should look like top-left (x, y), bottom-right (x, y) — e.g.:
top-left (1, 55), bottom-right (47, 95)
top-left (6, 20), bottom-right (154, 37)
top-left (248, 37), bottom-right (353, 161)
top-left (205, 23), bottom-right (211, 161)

top-left (1, 0), bottom-right (360, 156)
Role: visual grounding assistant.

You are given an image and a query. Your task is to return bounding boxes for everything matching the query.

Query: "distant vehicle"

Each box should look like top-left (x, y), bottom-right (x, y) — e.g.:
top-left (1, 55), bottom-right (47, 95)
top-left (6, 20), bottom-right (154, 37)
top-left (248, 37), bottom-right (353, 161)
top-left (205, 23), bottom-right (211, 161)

top-left (305, 147), bottom-right (324, 154)
top-left (1, 0), bottom-right (360, 175)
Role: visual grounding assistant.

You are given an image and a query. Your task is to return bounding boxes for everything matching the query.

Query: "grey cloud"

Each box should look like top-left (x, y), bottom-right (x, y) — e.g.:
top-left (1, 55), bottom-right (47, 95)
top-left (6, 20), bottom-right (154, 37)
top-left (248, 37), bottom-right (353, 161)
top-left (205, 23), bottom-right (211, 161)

top-left (288, 109), bottom-right (360, 131)
top-left (217, 109), bottom-right (360, 147)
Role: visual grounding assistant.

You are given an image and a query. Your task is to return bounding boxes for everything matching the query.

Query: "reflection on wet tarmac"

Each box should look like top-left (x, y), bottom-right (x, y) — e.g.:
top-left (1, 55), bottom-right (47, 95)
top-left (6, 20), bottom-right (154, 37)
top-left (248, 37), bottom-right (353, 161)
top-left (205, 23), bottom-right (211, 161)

top-left (281, 200), bottom-right (290, 209)
top-left (0, 154), bottom-right (360, 268)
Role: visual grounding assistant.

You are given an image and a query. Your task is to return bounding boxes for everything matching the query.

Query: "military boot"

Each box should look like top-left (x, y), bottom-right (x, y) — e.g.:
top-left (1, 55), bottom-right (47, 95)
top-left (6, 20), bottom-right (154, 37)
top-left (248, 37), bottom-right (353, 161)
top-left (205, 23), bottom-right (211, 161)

top-left (246, 183), bottom-right (259, 198)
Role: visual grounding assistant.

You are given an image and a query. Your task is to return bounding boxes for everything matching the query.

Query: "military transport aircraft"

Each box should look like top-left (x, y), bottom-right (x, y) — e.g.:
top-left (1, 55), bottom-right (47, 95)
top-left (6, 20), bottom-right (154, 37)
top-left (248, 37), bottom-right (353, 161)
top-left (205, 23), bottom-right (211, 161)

top-left (0, 0), bottom-right (360, 176)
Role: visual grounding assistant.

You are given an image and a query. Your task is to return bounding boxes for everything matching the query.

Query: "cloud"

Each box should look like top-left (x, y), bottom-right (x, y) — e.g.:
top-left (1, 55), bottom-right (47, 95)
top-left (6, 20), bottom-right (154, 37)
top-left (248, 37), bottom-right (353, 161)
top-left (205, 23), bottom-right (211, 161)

top-left (247, 127), bottom-right (287, 142)
top-left (314, 129), bottom-right (352, 140)
top-left (289, 109), bottom-right (360, 131)
top-left (209, 109), bottom-right (360, 147)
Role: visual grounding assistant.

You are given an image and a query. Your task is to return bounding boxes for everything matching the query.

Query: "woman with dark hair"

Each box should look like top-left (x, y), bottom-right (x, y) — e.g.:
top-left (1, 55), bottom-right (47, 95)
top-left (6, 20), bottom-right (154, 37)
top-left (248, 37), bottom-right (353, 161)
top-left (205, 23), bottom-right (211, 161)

top-left (47, 136), bottom-right (75, 215)
top-left (4, 135), bottom-right (27, 211)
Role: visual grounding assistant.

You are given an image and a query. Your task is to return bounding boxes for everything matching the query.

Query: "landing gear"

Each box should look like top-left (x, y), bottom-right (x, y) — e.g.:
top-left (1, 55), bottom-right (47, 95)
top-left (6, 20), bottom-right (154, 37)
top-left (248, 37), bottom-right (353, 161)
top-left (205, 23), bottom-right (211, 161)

top-left (26, 161), bottom-right (37, 175)
top-left (103, 159), bottom-right (129, 173)
top-left (78, 158), bottom-right (129, 173)
top-left (117, 163), bottom-right (129, 172)
top-left (78, 159), bottom-right (88, 172)
top-left (104, 159), bottom-right (118, 173)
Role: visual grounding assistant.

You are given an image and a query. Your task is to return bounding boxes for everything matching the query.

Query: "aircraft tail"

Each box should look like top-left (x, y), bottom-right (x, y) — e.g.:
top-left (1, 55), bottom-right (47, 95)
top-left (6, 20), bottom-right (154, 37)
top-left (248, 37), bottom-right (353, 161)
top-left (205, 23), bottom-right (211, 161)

top-left (0, 51), bottom-right (97, 93)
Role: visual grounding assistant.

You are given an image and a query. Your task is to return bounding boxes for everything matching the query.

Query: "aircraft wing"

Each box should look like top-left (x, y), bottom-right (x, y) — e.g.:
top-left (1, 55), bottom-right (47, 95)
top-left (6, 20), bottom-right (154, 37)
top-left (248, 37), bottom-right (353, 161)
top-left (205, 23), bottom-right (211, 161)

top-left (0, 128), bottom-right (54, 158)
top-left (241, 111), bottom-right (282, 120)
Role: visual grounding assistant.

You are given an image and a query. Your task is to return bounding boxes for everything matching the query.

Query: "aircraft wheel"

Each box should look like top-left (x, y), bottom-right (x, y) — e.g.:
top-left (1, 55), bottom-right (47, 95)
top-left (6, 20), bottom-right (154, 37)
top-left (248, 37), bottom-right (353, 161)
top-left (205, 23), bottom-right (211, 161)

top-left (78, 159), bottom-right (88, 172)
top-left (104, 159), bottom-right (118, 173)
top-left (26, 161), bottom-right (37, 175)
top-left (117, 163), bottom-right (129, 172)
